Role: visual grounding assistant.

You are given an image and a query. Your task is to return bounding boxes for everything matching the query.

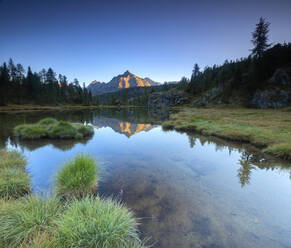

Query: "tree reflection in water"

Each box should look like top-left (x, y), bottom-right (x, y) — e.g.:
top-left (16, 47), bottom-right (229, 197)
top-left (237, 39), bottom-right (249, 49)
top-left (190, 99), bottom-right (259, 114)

top-left (186, 132), bottom-right (291, 187)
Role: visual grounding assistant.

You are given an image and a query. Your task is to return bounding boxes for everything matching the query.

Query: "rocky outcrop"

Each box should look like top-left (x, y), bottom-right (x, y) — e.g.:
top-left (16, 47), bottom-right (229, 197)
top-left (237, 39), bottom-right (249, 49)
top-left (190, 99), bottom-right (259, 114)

top-left (252, 68), bottom-right (291, 108)
top-left (194, 87), bottom-right (223, 106)
top-left (268, 68), bottom-right (291, 86)
top-left (252, 90), bottom-right (291, 108)
top-left (88, 70), bottom-right (160, 95)
top-left (148, 90), bottom-right (189, 107)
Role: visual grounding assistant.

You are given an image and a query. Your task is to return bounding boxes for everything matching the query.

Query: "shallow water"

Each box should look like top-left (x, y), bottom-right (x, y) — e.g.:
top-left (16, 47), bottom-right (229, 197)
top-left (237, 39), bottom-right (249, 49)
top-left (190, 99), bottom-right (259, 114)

top-left (1, 108), bottom-right (291, 248)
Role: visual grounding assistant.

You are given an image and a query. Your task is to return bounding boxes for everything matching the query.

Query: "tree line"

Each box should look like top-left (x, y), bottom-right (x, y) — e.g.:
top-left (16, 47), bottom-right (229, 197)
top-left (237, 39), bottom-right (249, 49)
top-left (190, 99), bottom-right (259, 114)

top-left (0, 60), bottom-right (97, 106)
top-left (187, 17), bottom-right (291, 100)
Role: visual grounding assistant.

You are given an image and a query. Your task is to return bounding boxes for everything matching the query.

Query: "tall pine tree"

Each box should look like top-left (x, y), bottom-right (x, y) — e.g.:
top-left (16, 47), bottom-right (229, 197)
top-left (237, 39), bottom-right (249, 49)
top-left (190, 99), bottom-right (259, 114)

top-left (251, 17), bottom-right (271, 59)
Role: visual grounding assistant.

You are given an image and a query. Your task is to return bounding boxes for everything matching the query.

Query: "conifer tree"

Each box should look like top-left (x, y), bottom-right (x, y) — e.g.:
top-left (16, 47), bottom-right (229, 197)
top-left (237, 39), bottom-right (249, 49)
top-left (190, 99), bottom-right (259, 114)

top-left (251, 17), bottom-right (271, 59)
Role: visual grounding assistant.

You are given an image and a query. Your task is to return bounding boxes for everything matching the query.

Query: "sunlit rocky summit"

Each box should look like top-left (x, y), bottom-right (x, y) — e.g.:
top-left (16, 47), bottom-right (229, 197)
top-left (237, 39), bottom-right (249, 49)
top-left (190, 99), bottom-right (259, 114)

top-left (87, 70), bottom-right (160, 95)
top-left (92, 116), bottom-right (155, 138)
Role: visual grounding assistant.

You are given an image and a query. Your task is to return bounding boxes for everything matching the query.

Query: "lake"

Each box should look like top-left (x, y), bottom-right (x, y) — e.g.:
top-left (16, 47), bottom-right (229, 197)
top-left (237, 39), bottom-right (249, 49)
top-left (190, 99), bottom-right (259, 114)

top-left (1, 108), bottom-right (291, 248)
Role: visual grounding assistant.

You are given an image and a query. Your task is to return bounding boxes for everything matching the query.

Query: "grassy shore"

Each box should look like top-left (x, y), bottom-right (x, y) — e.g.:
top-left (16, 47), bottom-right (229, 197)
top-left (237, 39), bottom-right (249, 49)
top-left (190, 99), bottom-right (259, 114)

top-left (162, 107), bottom-right (291, 160)
top-left (0, 152), bottom-right (147, 247)
top-left (0, 104), bottom-right (144, 113)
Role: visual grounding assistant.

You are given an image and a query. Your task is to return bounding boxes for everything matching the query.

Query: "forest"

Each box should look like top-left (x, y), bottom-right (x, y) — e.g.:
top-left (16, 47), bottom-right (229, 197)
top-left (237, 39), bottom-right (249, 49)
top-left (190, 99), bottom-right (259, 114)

top-left (0, 61), bottom-right (95, 106)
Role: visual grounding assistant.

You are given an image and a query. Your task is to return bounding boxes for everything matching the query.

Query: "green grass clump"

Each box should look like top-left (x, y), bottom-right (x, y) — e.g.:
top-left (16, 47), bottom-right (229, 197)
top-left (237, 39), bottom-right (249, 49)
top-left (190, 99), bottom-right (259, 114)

top-left (14, 117), bottom-right (94, 140)
top-left (0, 150), bottom-right (30, 199)
top-left (38, 117), bottom-right (58, 126)
top-left (0, 168), bottom-right (30, 199)
top-left (73, 123), bottom-right (94, 136)
top-left (0, 149), bottom-right (26, 169)
top-left (0, 195), bottom-right (146, 248)
top-left (48, 121), bottom-right (79, 139)
top-left (0, 195), bottom-right (63, 248)
top-left (14, 124), bottom-right (47, 139)
top-left (56, 154), bottom-right (99, 198)
top-left (56, 196), bottom-right (144, 248)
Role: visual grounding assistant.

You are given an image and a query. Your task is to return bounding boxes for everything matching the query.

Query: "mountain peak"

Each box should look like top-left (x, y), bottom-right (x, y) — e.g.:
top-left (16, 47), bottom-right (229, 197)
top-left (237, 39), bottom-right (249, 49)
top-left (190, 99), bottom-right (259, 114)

top-left (121, 70), bottom-right (133, 77)
top-left (88, 71), bottom-right (161, 95)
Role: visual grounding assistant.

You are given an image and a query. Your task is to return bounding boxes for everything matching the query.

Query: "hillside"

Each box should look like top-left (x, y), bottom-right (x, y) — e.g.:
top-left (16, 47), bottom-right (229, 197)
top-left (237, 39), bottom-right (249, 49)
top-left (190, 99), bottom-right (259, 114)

top-left (87, 70), bottom-right (160, 95)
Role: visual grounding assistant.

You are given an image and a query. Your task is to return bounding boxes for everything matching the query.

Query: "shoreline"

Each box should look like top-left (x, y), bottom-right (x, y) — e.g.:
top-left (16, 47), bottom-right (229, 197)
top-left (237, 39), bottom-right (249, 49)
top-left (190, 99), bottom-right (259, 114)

top-left (162, 107), bottom-right (291, 161)
top-left (0, 104), bottom-right (146, 113)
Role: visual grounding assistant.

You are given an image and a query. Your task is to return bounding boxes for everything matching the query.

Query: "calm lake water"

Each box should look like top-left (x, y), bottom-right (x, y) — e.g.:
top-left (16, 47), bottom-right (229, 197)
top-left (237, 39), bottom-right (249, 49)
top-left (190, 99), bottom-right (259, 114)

top-left (1, 108), bottom-right (291, 248)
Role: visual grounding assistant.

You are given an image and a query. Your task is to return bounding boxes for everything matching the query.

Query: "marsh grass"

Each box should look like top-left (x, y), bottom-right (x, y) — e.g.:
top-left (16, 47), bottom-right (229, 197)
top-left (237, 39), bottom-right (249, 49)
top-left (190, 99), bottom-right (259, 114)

top-left (0, 149), bottom-right (26, 169)
top-left (162, 108), bottom-right (291, 160)
top-left (38, 117), bottom-right (58, 126)
top-left (55, 154), bottom-right (99, 198)
top-left (0, 150), bottom-right (30, 199)
top-left (14, 118), bottom-right (94, 140)
top-left (56, 196), bottom-right (145, 248)
top-left (0, 168), bottom-right (30, 199)
top-left (0, 196), bottom-right (146, 248)
top-left (0, 195), bottom-right (64, 248)
top-left (0, 151), bottom-right (147, 247)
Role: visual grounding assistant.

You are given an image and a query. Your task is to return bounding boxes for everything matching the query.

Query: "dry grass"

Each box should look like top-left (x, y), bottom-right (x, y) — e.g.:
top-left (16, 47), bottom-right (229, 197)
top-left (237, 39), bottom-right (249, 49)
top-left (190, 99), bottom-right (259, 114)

top-left (162, 107), bottom-right (291, 160)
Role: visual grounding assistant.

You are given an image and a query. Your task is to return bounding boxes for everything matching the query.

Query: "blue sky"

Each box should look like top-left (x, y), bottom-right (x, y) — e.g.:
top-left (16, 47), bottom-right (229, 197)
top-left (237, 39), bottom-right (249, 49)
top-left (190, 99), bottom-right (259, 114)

top-left (1, 0), bottom-right (291, 84)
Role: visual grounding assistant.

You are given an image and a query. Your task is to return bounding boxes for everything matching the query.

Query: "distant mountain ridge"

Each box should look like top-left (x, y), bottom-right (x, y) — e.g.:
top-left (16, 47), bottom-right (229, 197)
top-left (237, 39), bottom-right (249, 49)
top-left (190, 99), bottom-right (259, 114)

top-left (87, 70), bottom-right (160, 95)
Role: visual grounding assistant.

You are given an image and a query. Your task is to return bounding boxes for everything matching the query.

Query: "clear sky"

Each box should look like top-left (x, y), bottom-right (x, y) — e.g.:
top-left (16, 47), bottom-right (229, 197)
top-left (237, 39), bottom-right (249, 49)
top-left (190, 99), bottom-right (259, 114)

top-left (1, 0), bottom-right (291, 85)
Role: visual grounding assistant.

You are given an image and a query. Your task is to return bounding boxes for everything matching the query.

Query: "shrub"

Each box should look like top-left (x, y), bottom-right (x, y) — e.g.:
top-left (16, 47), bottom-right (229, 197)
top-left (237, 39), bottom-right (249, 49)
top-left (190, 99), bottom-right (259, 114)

top-left (56, 196), bottom-right (144, 248)
top-left (38, 117), bottom-right (58, 126)
top-left (0, 168), bottom-right (30, 199)
top-left (55, 154), bottom-right (99, 198)
top-left (0, 195), bottom-right (64, 248)
top-left (0, 149), bottom-right (26, 169)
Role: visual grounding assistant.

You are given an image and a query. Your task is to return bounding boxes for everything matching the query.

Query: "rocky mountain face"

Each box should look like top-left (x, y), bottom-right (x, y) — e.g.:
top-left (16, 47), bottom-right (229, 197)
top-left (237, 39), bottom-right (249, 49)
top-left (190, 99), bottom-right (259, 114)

top-left (91, 116), bottom-right (155, 138)
top-left (88, 70), bottom-right (160, 95)
top-left (252, 68), bottom-right (291, 108)
top-left (192, 67), bottom-right (291, 108)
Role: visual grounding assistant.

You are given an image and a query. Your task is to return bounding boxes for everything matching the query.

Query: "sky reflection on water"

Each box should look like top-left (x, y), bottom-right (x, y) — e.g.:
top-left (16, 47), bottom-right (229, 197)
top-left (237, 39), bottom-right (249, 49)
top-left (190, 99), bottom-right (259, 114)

top-left (1, 109), bottom-right (291, 248)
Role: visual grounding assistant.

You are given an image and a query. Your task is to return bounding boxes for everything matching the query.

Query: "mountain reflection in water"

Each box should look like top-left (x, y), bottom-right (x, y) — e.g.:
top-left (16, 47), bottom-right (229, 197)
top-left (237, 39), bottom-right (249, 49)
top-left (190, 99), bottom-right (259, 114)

top-left (1, 108), bottom-right (291, 248)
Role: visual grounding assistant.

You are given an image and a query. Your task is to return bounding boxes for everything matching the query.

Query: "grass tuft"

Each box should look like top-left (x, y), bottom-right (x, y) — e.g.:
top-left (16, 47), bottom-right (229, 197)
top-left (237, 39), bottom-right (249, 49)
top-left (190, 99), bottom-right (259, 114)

top-left (0, 149), bottom-right (26, 169)
top-left (56, 196), bottom-right (144, 248)
top-left (14, 124), bottom-right (46, 139)
top-left (56, 154), bottom-right (99, 198)
top-left (0, 195), bottom-right (63, 248)
top-left (14, 118), bottom-right (94, 140)
top-left (48, 121), bottom-right (78, 139)
top-left (38, 117), bottom-right (58, 126)
top-left (0, 149), bottom-right (30, 199)
top-left (0, 168), bottom-right (30, 199)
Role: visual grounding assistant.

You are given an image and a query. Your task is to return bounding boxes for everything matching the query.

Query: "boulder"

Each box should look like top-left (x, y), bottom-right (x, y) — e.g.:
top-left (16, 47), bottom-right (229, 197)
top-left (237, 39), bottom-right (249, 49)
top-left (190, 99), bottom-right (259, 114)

top-left (252, 89), bottom-right (291, 108)
top-left (268, 69), bottom-right (291, 86)
top-left (148, 90), bottom-right (189, 107)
